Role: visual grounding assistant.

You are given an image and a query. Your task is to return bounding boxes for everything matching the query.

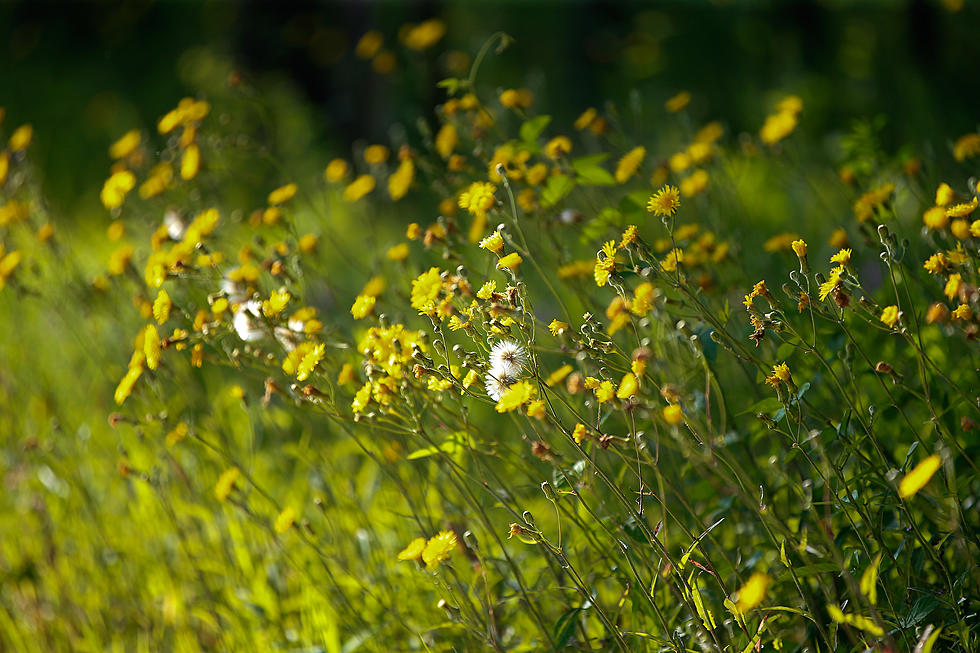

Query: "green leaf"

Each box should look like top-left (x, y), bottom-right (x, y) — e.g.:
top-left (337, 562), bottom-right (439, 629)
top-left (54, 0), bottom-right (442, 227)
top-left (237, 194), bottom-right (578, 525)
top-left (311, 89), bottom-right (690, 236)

top-left (742, 398), bottom-right (783, 416)
top-left (519, 115), bottom-right (551, 143)
top-left (540, 174), bottom-right (575, 208)
top-left (552, 607), bottom-right (581, 650)
top-left (407, 431), bottom-right (469, 459)
top-left (572, 153), bottom-right (616, 186)
top-left (436, 78), bottom-right (460, 94)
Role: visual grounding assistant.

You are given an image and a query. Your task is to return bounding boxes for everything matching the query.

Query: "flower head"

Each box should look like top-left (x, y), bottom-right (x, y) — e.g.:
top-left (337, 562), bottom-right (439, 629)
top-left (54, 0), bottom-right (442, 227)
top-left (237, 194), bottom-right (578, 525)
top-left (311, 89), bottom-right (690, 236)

top-left (647, 185), bottom-right (681, 217)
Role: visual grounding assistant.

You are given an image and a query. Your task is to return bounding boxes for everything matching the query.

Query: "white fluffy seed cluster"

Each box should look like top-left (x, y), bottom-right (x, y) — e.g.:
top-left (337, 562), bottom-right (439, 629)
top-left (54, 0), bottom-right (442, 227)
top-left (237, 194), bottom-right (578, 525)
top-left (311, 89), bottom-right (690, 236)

top-left (485, 339), bottom-right (528, 400)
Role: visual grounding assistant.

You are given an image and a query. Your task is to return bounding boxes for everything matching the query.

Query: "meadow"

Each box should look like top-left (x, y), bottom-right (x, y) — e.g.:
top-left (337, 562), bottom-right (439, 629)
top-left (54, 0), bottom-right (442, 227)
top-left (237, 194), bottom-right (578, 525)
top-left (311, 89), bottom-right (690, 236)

top-left (1, 3), bottom-right (978, 652)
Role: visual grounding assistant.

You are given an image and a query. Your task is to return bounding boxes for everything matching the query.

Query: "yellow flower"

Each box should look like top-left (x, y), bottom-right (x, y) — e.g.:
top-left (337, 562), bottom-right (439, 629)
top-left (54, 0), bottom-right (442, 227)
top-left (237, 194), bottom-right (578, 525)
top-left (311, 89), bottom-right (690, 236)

top-left (274, 507), bottom-right (296, 533)
top-left (923, 206), bottom-right (949, 230)
top-left (632, 282), bottom-right (655, 315)
top-left (594, 257), bottom-right (614, 287)
top-left (759, 110), bottom-right (798, 145)
top-left (616, 373), bottom-right (639, 399)
top-left (525, 400), bottom-right (546, 419)
top-left (829, 227), bottom-right (849, 248)
top-left (324, 159), bottom-right (349, 182)
top-left (262, 289), bottom-right (291, 317)
top-left (402, 18), bottom-right (445, 50)
top-left (853, 183), bottom-right (895, 222)
top-left (152, 289), bottom-right (172, 324)
top-left (109, 130), bottom-right (141, 159)
top-left (100, 170), bottom-right (137, 210)
top-left (458, 181), bottom-right (496, 217)
top-left (546, 364), bottom-right (573, 387)
top-left (818, 266), bottom-right (844, 301)
top-left (880, 305), bottom-right (899, 328)
top-left (214, 467), bottom-right (240, 502)
top-left (363, 144), bottom-right (389, 164)
top-left (548, 319), bottom-right (568, 336)
top-left (144, 325), bottom-right (161, 370)
top-left (662, 404), bottom-right (684, 425)
top-left (614, 146), bottom-right (645, 184)
top-left (945, 273), bottom-right (962, 301)
top-left (735, 573), bottom-right (772, 612)
top-left (772, 363), bottom-right (791, 383)
top-left (421, 529), bottom-right (457, 569)
top-left (680, 169), bottom-right (709, 197)
top-left (544, 136), bottom-right (572, 159)
top-left (791, 239), bottom-right (807, 258)
top-left (899, 455), bottom-right (942, 498)
top-left (476, 280), bottom-right (496, 300)
top-left (952, 303), bottom-right (972, 321)
top-left (337, 363), bottom-right (355, 385)
top-left (268, 183), bottom-right (297, 205)
top-left (496, 252), bottom-right (522, 270)
top-left (665, 91), bottom-right (691, 112)
top-left (386, 242), bottom-right (410, 261)
top-left (9, 124), bottom-right (33, 152)
top-left (355, 30), bottom-right (383, 59)
top-left (388, 159), bottom-right (414, 201)
top-left (296, 343), bottom-right (326, 382)
top-left (411, 267), bottom-right (443, 314)
top-left (953, 133), bottom-right (980, 162)
top-left (926, 302), bottom-right (949, 324)
top-left (479, 231), bottom-right (504, 253)
top-left (647, 185), bottom-right (681, 217)
top-left (180, 144), bottom-right (200, 180)
top-left (398, 537), bottom-right (426, 561)
top-left (350, 294), bottom-right (376, 319)
top-left (574, 107), bottom-right (598, 130)
top-left (571, 423), bottom-right (588, 444)
top-left (946, 197), bottom-right (978, 218)
top-left (594, 380), bottom-right (615, 403)
top-left (935, 182), bottom-right (955, 206)
top-left (495, 380), bottom-right (537, 413)
top-left (661, 248), bottom-right (683, 273)
top-left (113, 366), bottom-right (142, 405)
top-left (343, 174), bottom-right (376, 202)
top-left (435, 124), bottom-right (457, 159)
top-left (830, 248), bottom-right (852, 266)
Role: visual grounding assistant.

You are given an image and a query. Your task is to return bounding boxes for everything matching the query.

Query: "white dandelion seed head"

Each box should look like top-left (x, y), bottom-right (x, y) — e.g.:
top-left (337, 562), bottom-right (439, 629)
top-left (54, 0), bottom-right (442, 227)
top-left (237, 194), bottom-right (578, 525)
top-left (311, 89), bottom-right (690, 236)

top-left (489, 339), bottom-right (528, 379)
top-left (233, 300), bottom-right (264, 342)
top-left (164, 209), bottom-right (186, 241)
top-left (221, 277), bottom-right (248, 304)
top-left (484, 370), bottom-right (517, 401)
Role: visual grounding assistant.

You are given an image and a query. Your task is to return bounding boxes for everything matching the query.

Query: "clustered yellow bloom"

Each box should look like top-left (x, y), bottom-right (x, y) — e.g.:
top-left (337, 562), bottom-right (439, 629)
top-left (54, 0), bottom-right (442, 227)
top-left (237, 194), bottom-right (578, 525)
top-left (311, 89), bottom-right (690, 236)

top-left (759, 95), bottom-right (802, 145)
top-left (853, 183), bottom-right (895, 222)
top-left (398, 529), bottom-right (457, 570)
top-left (647, 185), bottom-right (681, 217)
top-left (764, 363), bottom-right (792, 388)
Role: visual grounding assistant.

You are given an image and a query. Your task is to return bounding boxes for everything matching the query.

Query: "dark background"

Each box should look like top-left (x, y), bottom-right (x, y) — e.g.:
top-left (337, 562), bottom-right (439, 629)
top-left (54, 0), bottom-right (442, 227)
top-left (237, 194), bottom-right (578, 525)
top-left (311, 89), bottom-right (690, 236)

top-left (2, 0), bottom-right (977, 213)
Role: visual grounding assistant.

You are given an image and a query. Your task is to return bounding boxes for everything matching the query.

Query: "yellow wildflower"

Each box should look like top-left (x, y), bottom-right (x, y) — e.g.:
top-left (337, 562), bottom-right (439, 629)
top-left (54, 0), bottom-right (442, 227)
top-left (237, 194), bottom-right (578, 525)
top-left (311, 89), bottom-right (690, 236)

top-left (735, 573), bottom-right (772, 612)
top-left (296, 343), bottom-right (325, 382)
top-left (548, 319), bottom-right (568, 336)
top-left (945, 273), bottom-right (961, 301)
top-left (476, 280), bottom-right (496, 300)
top-left (614, 146), bottom-right (645, 184)
top-left (388, 159), bottom-right (414, 201)
top-left (680, 169), bottom-right (709, 197)
top-left (647, 185), bottom-right (681, 217)
top-left (398, 537), bottom-right (426, 561)
top-left (458, 181), bottom-right (496, 217)
top-left (343, 174), bottom-right (376, 202)
top-left (544, 136), bottom-right (572, 159)
top-left (572, 423), bottom-right (588, 444)
top-left (574, 107), bottom-right (598, 130)
top-left (100, 170), bottom-right (136, 210)
top-left (495, 380), bottom-right (537, 413)
top-left (665, 91), bottom-right (691, 112)
top-left (421, 529), bottom-right (457, 569)
top-left (662, 404), bottom-right (684, 425)
top-left (759, 109), bottom-right (798, 145)
top-left (262, 289), bottom-right (291, 317)
top-left (363, 144), bottom-right (389, 164)
top-left (324, 159), bottom-right (348, 182)
top-left (952, 303), bottom-right (972, 320)
top-left (402, 18), bottom-right (445, 51)
top-left (546, 364), bottom-right (573, 386)
top-left (411, 267), bottom-right (443, 314)
top-left (355, 31), bottom-right (383, 59)
top-left (594, 380), bottom-right (615, 403)
top-left (830, 248), bottom-right (852, 266)
top-left (496, 252), bottom-right (522, 270)
top-left (880, 305), bottom-right (899, 328)
top-left (113, 366), bottom-right (142, 405)
top-left (180, 144), bottom-right (200, 180)
top-left (9, 124), bottom-right (33, 152)
top-left (144, 325), bottom-right (161, 370)
top-left (616, 373), bottom-right (639, 399)
top-left (479, 231), bottom-right (504, 253)
top-left (214, 467), bottom-right (240, 502)
top-left (274, 507), bottom-right (296, 533)
top-left (152, 289), bottom-right (172, 324)
top-left (350, 294), bottom-right (376, 319)
top-left (946, 197), bottom-right (978, 218)
top-left (109, 130), bottom-right (141, 159)
top-left (953, 133), bottom-right (980, 162)
top-left (899, 455), bottom-right (942, 498)
top-left (853, 183), bottom-right (895, 222)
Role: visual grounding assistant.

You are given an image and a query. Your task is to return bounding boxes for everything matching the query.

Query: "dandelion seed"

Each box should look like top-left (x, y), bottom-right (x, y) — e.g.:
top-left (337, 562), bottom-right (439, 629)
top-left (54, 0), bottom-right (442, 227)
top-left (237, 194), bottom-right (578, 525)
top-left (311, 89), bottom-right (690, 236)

top-left (233, 300), bottom-right (264, 342)
top-left (489, 340), bottom-right (528, 378)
